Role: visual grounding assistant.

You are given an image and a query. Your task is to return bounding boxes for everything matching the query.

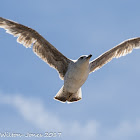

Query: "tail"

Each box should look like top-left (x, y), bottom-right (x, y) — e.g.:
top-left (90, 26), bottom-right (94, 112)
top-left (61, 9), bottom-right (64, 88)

top-left (54, 86), bottom-right (82, 103)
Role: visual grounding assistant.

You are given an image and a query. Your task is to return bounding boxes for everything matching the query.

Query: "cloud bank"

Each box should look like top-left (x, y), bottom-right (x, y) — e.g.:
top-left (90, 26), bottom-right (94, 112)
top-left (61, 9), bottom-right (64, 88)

top-left (0, 92), bottom-right (98, 140)
top-left (0, 92), bottom-right (140, 140)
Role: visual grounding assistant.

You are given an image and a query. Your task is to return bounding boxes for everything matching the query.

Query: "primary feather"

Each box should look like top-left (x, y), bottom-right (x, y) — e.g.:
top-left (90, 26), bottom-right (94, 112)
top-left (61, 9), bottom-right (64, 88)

top-left (0, 17), bottom-right (71, 79)
top-left (90, 38), bottom-right (140, 73)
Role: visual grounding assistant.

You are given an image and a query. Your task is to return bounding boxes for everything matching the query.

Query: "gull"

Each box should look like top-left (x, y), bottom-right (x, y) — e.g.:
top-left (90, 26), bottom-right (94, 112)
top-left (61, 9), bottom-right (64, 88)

top-left (0, 17), bottom-right (140, 103)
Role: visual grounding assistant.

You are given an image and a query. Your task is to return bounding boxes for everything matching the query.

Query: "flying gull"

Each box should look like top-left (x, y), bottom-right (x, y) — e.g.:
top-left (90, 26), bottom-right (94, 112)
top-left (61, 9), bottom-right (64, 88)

top-left (0, 17), bottom-right (140, 103)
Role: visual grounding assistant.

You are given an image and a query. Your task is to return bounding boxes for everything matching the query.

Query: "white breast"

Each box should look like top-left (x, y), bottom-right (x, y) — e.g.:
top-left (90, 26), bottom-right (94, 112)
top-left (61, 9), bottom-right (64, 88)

top-left (64, 62), bottom-right (90, 93)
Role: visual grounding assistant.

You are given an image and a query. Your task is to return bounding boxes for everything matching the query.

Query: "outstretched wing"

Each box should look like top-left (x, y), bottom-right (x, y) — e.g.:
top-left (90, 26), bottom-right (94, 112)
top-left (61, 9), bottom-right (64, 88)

top-left (0, 17), bottom-right (72, 79)
top-left (90, 37), bottom-right (140, 73)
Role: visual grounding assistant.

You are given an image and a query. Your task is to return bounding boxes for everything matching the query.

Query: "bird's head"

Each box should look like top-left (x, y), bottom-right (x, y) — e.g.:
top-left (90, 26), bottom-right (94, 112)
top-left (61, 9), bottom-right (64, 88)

top-left (76, 54), bottom-right (92, 67)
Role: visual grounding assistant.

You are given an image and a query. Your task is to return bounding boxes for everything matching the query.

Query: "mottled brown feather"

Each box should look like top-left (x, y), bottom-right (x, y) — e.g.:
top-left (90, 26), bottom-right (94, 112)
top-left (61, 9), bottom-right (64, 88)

top-left (90, 38), bottom-right (140, 73)
top-left (0, 17), bottom-right (71, 79)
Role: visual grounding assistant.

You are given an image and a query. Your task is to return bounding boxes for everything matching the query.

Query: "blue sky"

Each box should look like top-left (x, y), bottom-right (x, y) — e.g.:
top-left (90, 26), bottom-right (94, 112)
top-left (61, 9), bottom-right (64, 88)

top-left (0, 0), bottom-right (140, 140)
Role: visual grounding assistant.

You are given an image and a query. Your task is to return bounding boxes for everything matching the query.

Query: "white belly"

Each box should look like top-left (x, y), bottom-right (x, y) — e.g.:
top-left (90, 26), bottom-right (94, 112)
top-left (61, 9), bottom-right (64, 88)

top-left (64, 63), bottom-right (89, 93)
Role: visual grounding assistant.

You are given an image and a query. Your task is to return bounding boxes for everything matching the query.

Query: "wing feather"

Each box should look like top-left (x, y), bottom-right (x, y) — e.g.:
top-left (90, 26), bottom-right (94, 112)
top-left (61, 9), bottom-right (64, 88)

top-left (90, 37), bottom-right (140, 73)
top-left (0, 17), bottom-right (71, 79)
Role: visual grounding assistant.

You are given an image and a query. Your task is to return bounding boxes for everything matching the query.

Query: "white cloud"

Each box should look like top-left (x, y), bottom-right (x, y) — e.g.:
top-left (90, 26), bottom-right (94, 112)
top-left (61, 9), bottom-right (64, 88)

top-left (95, 119), bottom-right (140, 140)
top-left (106, 119), bottom-right (140, 140)
top-left (0, 92), bottom-right (98, 140)
top-left (1, 92), bottom-right (140, 140)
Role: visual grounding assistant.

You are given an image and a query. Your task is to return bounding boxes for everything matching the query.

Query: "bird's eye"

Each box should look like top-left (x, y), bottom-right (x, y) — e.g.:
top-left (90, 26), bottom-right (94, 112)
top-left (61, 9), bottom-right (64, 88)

top-left (80, 56), bottom-right (84, 59)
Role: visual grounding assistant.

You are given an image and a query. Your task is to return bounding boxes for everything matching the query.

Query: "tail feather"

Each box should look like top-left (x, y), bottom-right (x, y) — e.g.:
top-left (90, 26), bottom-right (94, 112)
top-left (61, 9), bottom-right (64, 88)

top-left (54, 86), bottom-right (82, 103)
top-left (54, 86), bottom-right (68, 103)
top-left (67, 88), bottom-right (82, 102)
